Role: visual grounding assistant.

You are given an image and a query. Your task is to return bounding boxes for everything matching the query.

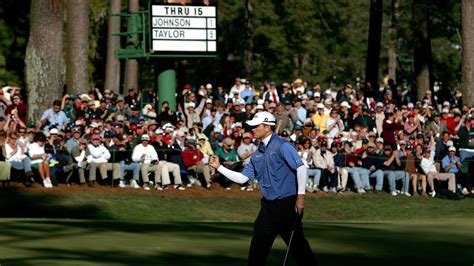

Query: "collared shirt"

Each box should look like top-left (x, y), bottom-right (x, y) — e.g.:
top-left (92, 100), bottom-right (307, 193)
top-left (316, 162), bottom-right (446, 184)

top-left (441, 155), bottom-right (460, 173)
top-left (243, 133), bottom-right (303, 200)
top-left (40, 108), bottom-right (69, 130)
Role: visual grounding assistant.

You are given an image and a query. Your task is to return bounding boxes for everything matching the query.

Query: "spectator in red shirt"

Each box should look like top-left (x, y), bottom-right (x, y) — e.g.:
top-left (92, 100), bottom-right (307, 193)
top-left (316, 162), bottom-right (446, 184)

top-left (181, 139), bottom-right (212, 188)
top-left (382, 111), bottom-right (403, 149)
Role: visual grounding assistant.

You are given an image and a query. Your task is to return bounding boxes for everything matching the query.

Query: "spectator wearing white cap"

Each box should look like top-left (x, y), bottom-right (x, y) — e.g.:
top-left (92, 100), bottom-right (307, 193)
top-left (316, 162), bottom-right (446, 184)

top-left (312, 103), bottom-right (330, 133)
top-left (131, 134), bottom-right (160, 190)
top-left (439, 107), bottom-right (456, 135)
top-left (420, 148), bottom-right (456, 197)
top-left (326, 109), bottom-right (344, 147)
top-left (441, 146), bottom-right (468, 194)
top-left (87, 134), bottom-right (121, 185)
top-left (184, 96), bottom-right (206, 129)
top-left (374, 102), bottom-right (385, 137)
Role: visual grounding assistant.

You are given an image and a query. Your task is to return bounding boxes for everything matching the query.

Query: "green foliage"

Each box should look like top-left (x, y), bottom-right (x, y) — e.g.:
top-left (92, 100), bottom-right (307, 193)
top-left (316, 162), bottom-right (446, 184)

top-left (0, 0), bottom-right (465, 93)
top-left (0, 0), bottom-right (30, 87)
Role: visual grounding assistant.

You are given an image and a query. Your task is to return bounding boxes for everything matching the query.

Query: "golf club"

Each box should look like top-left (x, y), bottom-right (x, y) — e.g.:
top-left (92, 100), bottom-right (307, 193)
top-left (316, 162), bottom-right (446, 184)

top-left (283, 212), bottom-right (300, 266)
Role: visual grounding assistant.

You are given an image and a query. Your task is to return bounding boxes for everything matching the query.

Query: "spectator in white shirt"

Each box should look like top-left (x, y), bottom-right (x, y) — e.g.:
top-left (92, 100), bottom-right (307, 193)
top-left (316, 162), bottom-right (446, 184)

top-left (28, 132), bottom-right (52, 188)
top-left (132, 134), bottom-right (161, 190)
top-left (5, 132), bottom-right (34, 182)
top-left (420, 148), bottom-right (456, 197)
top-left (87, 134), bottom-right (120, 185)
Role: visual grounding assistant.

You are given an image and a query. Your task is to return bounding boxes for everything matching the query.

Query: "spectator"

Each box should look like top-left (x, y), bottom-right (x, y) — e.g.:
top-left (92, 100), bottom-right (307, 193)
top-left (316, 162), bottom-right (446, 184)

top-left (110, 134), bottom-right (141, 189)
top-left (5, 132), bottom-right (34, 185)
top-left (40, 100), bottom-right (69, 131)
top-left (381, 146), bottom-right (410, 196)
top-left (87, 134), bottom-right (120, 186)
top-left (312, 103), bottom-right (329, 133)
top-left (420, 148), bottom-right (456, 197)
top-left (360, 142), bottom-right (384, 192)
top-left (132, 134), bottom-right (160, 190)
top-left (181, 138), bottom-right (211, 189)
top-left (441, 146), bottom-right (467, 194)
top-left (403, 144), bottom-right (427, 196)
top-left (28, 132), bottom-right (52, 188)
top-left (214, 137), bottom-right (241, 190)
top-left (5, 94), bottom-right (27, 123)
top-left (313, 140), bottom-right (337, 193)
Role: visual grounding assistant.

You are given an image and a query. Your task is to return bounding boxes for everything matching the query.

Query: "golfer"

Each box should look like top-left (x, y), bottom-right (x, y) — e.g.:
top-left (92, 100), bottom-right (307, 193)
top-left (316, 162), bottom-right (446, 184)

top-left (209, 111), bottom-right (317, 266)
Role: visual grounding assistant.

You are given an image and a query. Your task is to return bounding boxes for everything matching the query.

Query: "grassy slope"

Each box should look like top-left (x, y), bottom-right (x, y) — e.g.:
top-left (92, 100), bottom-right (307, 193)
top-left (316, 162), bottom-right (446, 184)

top-left (0, 191), bottom-right (473, 265)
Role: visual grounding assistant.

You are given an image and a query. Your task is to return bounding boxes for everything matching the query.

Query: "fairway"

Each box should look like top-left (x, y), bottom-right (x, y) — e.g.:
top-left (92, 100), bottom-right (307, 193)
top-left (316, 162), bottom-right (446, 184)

top-left (0, 188), bottom-right (473, 265)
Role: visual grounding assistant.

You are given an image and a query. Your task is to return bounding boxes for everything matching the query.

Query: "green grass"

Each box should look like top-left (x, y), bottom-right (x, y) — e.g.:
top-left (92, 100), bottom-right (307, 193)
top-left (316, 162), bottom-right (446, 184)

top-left (0, 190), bottom-right (473, 265)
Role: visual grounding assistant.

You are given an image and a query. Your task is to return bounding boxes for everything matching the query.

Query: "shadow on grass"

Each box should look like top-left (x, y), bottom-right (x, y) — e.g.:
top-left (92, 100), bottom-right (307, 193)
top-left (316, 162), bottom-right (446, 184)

top-left (0, 188), bottom-right (111, 220)
top-left (0, 219), bottom-right (473, 266)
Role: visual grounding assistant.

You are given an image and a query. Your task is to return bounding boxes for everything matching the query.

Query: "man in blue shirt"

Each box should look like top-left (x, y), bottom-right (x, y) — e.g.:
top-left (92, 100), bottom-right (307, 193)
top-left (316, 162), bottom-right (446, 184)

top-left (39, 100), bottom-right (69, 131)
top-left (441, 146), bottom-right (468, 194)
top-left (209, 111), bottom-right (317, 266)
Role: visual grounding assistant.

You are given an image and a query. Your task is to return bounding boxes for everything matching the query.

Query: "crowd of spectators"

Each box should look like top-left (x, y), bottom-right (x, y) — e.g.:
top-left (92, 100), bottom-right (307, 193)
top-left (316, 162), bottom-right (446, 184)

top-left (0, 78), bottom-right (473, 198)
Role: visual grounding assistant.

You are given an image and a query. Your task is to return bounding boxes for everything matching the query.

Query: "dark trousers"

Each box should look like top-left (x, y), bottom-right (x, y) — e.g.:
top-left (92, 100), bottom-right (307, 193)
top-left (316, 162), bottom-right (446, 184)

top-left (318, 168), bottom-right (337, 188)
top-left (248, 196), bottom-right (317, 266)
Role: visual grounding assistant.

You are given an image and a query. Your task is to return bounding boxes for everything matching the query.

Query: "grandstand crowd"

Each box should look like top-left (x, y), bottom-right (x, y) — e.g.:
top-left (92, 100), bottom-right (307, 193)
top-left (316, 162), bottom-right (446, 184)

top-left (0, 78), bottom-right (473, 198)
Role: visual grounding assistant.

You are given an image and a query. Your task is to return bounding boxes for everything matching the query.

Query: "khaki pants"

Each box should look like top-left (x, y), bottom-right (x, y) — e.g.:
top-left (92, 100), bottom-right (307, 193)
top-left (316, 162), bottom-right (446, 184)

top-left (159, 161), bottom-right (182, 186)
top-left (89, 162), bottom-right (121, 181)
top-left (141, 163), bottom-right (161, 183)
top-left (188, 164), bottom-right (211, 183)
top-left (427, 172), bottom-right (456, 192)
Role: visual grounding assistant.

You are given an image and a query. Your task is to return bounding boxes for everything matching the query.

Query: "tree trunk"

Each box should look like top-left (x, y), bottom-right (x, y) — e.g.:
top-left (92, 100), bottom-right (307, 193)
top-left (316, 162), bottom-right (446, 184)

top-left (365, 0), bottom-right (383, 94)
top-left (388, 0), bottom-right (400, 82)
top-left (243, 0), bottom-right (253, 78)
top-left (462, 0), bottom-right (474, 106)
top-left (413, 0), bottom-right (433, 100)
top-left (25, 0), bottom-right (64, 123)
top-left (124, 0), bottom-right (139, 94)
top-left (66, 0), bottom-right (90, 95)
top-left (104, 0), bottom-right (121, 93)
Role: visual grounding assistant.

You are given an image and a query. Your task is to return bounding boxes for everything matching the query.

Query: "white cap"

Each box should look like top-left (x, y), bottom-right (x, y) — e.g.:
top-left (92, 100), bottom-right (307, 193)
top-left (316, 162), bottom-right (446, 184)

top-left (443, 101), bottom-right (450, 106)
top-left (376, 102), bottom-right (384, 108)
top-left (256, 104), bottom-right (264, 110)
top-left (90, 122), bottom-right (98, 128)
top-left (175, 131), bottom-right (185, 137)
top-left (340, 101), bottom-right (350, 108)
top-left (232, 122), bottom-right (242, 128)
top-left (324, 99), bottom-right (333, 105)
top-left (314, 92), bottom-right (321, 98)
top-left (446, 140), bottom-right (454, 147)
top-left (246, 111), bottom-right (276, 126)
top-left (50, 128), bottom-right (59, 135)
top-left (257, 99), bottom-right (264, 105)
top-left (187, 102), bottom-right (195, 108)
top-left (442, 108), bottom-right (449, 113)
top-left (317, 103), bottom-right (325, 109)
top-left (234, 100), bottom-right (241, 105)
top-left (206, 83), bottom-right (212, 89)
top-left (376, 137), bottom-right (384, 143)
top-left (407, 103), bottom-right (414, 108)
top-left (448, 146), bottom-right (456, 152)
top-left (325, 89), bottom-right (332, 94)
top-left (206, 98), bottom-right (213, 104)
top-left (141, 134), bottom-right (150, 141)
top-left (154, 129), bottom-right (163, 135)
